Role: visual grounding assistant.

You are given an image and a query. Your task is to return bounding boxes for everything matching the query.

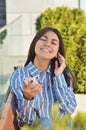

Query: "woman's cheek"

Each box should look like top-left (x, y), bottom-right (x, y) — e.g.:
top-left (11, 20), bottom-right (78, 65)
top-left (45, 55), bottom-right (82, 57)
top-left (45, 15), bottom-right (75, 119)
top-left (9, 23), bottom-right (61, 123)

top-left (53, 46), bottom-right (59, 53)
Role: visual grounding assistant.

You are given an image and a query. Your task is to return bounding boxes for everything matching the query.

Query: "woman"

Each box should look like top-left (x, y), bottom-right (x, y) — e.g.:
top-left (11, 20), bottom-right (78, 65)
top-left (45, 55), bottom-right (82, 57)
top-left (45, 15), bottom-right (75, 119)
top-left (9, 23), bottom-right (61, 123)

top-left (10, 27), bottom-right (77, 130)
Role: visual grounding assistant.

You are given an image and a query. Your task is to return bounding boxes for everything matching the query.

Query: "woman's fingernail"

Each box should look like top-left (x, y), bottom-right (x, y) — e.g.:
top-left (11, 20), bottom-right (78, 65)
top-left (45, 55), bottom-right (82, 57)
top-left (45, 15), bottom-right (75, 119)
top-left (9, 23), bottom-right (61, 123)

top-left (39, 82), bottom-right (42, 84)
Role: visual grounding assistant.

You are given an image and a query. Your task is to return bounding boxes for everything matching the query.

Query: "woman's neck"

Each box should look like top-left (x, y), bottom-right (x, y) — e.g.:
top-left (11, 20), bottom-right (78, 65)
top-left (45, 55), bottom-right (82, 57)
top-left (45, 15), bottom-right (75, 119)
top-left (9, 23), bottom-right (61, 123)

top-left (34, 56), bottom-right (50, 72)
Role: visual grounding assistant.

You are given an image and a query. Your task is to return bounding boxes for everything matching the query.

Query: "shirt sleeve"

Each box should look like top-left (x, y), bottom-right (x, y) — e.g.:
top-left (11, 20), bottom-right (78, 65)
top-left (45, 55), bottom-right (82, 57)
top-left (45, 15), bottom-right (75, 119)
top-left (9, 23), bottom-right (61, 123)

top-left (53, 74), bottom-right (77, 115)
top-left (10, 69), bottom-right (24, 111)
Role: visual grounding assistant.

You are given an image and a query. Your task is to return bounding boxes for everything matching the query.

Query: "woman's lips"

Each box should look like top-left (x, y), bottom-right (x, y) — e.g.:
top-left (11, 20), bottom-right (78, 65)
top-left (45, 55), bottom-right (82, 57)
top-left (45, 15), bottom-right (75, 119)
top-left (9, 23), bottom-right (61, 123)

top-left (41, 48), bottom-right (51, 53)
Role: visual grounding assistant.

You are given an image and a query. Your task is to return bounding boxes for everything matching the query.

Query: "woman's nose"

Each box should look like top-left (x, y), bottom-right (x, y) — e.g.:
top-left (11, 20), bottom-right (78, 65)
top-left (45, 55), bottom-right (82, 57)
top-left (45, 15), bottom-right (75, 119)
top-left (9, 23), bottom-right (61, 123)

top-left (45, 41), bottom-right (51, 47)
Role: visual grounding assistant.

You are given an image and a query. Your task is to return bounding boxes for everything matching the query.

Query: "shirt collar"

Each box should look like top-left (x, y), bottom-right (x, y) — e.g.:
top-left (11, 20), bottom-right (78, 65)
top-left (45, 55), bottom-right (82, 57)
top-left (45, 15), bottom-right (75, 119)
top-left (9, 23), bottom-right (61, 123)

top-left (25, 61), bottom-right (51, 77)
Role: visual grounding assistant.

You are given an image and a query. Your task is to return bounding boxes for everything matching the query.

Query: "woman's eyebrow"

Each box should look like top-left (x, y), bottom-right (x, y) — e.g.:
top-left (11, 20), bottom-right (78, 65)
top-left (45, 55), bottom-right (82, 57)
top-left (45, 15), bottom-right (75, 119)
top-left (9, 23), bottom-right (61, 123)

top-left (41, 35), bottom-right (48, 39)
top-left (42, 34), bottom-right (59, 43)
top-left (52, 39), bottom-right (59, 43)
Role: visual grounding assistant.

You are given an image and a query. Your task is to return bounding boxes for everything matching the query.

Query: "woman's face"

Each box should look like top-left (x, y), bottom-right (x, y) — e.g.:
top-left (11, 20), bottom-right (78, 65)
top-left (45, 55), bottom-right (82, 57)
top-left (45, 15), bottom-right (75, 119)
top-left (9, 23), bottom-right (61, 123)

top-left (35, 31), bottom-right (60, 60)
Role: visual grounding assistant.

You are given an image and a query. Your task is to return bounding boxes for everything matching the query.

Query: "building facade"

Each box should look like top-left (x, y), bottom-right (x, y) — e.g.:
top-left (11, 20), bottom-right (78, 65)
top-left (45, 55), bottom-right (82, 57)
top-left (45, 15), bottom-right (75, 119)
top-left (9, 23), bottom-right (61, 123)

top-left (1, 0), bottom-right (85, 56)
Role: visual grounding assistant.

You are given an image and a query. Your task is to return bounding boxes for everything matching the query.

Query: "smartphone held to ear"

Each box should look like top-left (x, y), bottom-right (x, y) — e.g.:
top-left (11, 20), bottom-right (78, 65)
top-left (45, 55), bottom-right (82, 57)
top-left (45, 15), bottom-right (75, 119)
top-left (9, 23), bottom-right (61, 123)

top-left (24, 77), bottom-right (38, 89)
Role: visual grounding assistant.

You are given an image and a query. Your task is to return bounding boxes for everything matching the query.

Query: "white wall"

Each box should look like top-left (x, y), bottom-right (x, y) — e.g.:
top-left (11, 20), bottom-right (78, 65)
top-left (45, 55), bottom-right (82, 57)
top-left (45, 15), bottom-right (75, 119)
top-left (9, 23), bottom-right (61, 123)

top-left (5, 0), bottom-right (79, 56)
top-left (72, 94), bottom-right (86, 117)
top-left (54, 0), bottom-right (78, 8)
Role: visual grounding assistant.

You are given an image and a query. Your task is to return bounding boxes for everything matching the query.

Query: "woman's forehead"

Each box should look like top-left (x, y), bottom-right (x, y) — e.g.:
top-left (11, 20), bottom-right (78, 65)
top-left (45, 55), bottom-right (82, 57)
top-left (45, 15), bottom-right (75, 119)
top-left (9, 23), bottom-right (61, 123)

top-left (41, 31), bottom-right (59, 40)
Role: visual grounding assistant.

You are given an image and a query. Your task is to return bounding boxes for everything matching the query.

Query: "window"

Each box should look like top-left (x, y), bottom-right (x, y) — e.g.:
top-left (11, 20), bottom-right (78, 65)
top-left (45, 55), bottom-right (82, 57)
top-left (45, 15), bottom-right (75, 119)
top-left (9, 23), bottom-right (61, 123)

top-left (0, 0), bottom-right (6, 28)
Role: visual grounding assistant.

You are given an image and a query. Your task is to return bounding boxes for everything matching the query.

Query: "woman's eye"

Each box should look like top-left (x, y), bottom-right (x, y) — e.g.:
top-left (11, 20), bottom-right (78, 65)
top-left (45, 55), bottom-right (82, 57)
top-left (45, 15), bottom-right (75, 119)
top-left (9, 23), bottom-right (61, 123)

top-left (52, 42), bottom-right (57, 45)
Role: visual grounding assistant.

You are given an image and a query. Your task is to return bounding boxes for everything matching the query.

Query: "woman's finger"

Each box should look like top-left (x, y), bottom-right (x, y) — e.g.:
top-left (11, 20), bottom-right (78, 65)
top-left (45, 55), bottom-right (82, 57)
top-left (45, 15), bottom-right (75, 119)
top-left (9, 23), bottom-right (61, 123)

top-left (55, 60), bottom-right (58, 70)
top-left (33, 84), bottom-right (42, 94)
top-left (23, 81), bottom-right (27, 88)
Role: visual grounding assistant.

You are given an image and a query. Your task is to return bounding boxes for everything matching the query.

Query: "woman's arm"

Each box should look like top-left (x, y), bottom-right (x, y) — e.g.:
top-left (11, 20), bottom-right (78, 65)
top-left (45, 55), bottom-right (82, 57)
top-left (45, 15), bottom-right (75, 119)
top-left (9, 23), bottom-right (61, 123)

top-left (10, 69), bottom-right (24, 111)
top-left (53, 74), bottom-right (77, 115)
top-left (53, 53), bottom-right (77, 115)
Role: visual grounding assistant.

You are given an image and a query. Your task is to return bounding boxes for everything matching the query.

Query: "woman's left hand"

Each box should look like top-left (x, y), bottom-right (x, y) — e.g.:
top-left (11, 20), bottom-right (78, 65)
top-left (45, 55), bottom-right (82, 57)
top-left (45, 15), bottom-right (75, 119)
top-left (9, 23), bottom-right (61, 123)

top-left (23, 81), bottom-right (42, 100)
top-left (54, 53), bottom-right (66, 76)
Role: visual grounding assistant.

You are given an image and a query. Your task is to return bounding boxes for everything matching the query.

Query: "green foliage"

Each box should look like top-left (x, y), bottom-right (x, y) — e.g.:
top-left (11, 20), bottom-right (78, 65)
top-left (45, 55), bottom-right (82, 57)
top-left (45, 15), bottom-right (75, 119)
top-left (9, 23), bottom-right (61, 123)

top-left (20, 124), bottom-right (43, 130)
top-left (73, 112), bottom-right (86, 130)
top-left (0, 30), bottom-right (7, 45)
top-left (51, 104), bottom-right (72, 130)
top-left (35, 6), bottom-right (86, 93)
top-left (20, 104), bottom-right (86, 130)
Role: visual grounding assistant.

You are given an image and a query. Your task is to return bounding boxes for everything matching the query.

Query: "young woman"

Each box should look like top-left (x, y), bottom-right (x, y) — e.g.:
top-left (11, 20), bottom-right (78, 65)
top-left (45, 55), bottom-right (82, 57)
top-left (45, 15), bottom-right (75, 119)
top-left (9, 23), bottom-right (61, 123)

top-left (10, 27), bottom-right (77, 130)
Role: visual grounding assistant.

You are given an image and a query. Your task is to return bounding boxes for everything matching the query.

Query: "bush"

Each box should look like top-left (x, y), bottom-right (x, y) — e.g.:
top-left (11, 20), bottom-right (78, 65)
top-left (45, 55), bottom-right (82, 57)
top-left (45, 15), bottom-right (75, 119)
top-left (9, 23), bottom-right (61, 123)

top-left (35, 7), bottom-right (86, 93)
top-left (73, 112), bottom-right (86, 130)
top-left (0, 30), bottom-right (7, 45)
top-left (20, 105), bottom-right (86, 130)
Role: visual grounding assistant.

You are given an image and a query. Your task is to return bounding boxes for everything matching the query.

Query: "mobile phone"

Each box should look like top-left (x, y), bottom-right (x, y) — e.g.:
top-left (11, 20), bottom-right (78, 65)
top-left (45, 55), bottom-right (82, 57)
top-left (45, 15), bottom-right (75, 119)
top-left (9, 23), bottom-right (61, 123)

top-left (24, 77), bottom-right (38, 89)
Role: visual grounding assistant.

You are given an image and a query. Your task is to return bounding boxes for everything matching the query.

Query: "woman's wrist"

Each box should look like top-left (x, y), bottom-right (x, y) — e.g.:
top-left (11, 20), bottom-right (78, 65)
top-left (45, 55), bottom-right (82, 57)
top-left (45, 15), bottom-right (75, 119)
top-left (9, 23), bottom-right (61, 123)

top-left (23, 91), bottom-right (34, 100)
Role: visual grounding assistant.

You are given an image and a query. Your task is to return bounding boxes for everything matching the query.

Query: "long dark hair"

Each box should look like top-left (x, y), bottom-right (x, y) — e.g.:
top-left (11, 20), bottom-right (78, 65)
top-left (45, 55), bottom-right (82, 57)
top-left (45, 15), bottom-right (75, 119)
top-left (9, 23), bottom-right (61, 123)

top-left (24, 27), bottom-right (76, 88)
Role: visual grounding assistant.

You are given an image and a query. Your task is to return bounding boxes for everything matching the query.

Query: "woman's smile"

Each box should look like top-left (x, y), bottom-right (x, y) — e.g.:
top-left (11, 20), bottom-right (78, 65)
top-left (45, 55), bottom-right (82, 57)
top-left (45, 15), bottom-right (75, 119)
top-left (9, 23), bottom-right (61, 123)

top-left (40, 47), bottom-right (52, 53)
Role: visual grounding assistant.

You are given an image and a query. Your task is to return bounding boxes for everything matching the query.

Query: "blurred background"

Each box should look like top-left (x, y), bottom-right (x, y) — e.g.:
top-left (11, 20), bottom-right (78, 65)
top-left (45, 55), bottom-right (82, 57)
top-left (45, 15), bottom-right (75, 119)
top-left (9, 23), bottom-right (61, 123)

top-left (0, 0), bottom-right (86, 122)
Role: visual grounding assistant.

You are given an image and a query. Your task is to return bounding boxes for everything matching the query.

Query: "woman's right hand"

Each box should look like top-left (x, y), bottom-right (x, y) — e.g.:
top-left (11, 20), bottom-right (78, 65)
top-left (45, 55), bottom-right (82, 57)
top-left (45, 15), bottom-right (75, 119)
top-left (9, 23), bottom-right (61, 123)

top-left (23, 80), bottom-right (42, 100)
top-left (54, 53), bottom-right (66, 76)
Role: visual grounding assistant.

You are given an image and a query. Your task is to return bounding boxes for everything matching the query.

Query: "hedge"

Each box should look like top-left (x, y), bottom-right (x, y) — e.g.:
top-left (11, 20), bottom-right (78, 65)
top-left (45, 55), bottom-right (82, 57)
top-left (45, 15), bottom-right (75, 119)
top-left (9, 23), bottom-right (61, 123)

top-left (35, 6), bottom-right (86, 93)
top-left (20, 104), bottom-right (86, 130)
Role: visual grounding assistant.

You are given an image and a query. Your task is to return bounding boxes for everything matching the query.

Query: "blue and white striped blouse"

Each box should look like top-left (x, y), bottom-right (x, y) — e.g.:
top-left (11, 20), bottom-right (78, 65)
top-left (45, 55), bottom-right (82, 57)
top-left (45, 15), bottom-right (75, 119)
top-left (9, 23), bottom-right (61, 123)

top-left (10, 61), bottom-right (77, 126)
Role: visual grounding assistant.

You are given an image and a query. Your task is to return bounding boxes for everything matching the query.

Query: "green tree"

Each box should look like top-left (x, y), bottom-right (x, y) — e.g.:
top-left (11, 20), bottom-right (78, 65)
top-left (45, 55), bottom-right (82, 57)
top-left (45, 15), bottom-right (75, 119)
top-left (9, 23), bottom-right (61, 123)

top-left (35, 7), bottom-right (86, 93)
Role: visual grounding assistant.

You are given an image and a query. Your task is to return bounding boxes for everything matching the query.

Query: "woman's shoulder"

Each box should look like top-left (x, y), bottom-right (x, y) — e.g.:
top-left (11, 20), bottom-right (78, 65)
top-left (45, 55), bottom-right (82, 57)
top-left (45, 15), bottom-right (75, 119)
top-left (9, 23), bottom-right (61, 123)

top-left (10, 62), bottom-right (32, 80)
top-left (10, 66), bottom-right (23, 79)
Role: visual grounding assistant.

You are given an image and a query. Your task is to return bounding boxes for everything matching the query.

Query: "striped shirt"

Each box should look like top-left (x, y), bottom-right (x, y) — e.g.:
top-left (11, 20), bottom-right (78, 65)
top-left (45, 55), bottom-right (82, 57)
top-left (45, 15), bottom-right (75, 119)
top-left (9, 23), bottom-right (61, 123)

top-left (10, 61), bottom-right (77, 126)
